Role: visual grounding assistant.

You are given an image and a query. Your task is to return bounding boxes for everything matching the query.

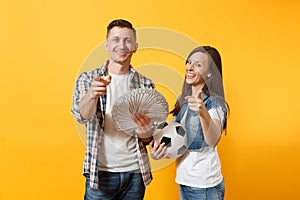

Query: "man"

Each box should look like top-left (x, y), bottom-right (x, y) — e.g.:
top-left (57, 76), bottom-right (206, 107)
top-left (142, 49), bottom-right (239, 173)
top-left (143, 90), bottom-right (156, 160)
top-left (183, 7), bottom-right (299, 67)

top-left (71, 19), bottom-right (154, 200)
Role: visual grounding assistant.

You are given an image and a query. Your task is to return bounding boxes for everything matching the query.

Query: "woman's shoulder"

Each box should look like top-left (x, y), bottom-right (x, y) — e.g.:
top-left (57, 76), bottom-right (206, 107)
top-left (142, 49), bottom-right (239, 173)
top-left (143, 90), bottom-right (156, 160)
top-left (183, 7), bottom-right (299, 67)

top-left (207, 95), bottom-right (227, 110)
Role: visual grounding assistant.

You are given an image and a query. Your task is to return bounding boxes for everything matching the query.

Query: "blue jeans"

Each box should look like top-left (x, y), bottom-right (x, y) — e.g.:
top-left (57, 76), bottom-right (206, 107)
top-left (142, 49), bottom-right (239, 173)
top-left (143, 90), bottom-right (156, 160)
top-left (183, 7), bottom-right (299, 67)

top-left (179, 179), bottom-right (225, 200)
top-left (84, 171), bottom-right (145, 200)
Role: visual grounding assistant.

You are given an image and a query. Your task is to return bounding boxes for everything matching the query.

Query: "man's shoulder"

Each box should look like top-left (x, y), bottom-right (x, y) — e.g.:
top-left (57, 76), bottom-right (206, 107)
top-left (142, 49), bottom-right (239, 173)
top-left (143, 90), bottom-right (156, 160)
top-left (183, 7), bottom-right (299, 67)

top-left (131, 68), bottom-right (152, 81)
top-left (129, 68), bottom-right (154, 88)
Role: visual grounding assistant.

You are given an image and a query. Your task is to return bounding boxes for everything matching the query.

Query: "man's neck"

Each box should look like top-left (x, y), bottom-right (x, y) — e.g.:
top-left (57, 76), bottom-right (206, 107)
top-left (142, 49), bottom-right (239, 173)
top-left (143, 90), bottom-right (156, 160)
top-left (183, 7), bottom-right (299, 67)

top-left (107, 61), bottom-right (131, 75)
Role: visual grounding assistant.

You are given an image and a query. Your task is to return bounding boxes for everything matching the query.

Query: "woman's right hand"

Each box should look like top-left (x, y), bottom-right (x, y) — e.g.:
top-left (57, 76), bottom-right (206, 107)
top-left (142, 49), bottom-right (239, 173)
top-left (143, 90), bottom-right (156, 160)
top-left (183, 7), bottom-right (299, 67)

top-left (149, 141), bottom-right (168, 160)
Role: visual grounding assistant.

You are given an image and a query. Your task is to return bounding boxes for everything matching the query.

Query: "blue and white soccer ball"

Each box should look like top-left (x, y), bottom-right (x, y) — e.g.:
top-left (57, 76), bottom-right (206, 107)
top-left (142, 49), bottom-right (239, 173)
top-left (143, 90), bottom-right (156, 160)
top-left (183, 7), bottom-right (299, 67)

top-left (153, 121), bottom-right (187, 158)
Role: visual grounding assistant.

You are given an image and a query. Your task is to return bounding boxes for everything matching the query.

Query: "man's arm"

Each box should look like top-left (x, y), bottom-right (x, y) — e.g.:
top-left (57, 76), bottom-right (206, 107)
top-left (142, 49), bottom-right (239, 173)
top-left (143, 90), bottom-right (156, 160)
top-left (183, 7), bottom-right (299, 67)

top-left (79, 75), bottom-right (111, 120)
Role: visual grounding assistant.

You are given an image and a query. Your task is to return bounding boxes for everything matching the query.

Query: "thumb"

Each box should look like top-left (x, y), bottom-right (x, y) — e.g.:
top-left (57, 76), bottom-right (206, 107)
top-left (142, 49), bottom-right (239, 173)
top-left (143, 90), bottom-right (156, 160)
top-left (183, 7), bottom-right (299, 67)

top-left (197, 90), bottom-right (203, 100)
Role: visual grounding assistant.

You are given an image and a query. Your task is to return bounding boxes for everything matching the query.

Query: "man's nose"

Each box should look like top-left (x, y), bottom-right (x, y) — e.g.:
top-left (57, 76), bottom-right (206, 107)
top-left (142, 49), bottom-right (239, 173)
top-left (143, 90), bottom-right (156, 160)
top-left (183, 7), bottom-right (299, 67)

top-left (118, 40), bottom-right (126, 48)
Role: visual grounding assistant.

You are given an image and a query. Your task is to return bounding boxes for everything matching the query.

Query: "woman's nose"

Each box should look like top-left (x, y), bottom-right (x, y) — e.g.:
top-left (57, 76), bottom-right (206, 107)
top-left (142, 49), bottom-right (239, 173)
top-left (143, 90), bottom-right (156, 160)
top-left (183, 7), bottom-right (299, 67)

top-left (186, 63), bottom-right (194, 70)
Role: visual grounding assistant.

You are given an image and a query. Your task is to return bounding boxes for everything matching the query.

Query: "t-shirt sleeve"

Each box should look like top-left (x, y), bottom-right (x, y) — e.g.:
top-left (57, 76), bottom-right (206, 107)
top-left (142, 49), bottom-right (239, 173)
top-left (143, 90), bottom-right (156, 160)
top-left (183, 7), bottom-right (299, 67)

top-left (208, 106), bottom-right (225, 130)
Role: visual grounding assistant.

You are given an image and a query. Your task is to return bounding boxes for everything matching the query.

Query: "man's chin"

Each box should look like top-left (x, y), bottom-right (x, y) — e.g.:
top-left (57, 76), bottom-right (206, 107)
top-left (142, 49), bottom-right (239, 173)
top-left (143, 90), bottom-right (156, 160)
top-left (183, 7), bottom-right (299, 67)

top-left (113, 55), bottom-right (132, 64)
top-left (112, 59), bottom-right (128, 65)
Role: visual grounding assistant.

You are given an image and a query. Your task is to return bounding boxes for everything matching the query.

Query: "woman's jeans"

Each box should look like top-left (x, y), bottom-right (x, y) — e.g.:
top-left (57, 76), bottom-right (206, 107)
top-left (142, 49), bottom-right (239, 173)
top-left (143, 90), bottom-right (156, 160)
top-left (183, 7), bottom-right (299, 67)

top-left (84, 171), bottom-right (145, 200)
top-left (180, 179), bottom-right (225, 200)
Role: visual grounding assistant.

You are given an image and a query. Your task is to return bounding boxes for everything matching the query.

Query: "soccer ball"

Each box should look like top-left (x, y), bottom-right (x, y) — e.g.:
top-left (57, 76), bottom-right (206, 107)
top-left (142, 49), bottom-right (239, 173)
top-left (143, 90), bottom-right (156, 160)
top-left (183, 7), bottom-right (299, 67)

top-left (153, 121), bottom-right (187, 158)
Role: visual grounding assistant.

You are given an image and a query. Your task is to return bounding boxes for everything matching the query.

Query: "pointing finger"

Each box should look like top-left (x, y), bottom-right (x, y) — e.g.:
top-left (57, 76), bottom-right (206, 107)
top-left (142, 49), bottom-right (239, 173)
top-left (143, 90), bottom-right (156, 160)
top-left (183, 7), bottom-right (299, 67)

top-left (102, 75), bottom-right (112, 82)
top-left (94, 75), bottom-right (111, 85)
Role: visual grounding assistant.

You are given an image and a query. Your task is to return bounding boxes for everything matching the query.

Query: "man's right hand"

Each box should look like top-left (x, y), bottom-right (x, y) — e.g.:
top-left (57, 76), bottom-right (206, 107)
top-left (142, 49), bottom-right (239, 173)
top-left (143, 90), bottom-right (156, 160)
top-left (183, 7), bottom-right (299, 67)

top-left (89, 75), bottom-right (112, 99)
top-left (78, 75), bottom-right (111, 120)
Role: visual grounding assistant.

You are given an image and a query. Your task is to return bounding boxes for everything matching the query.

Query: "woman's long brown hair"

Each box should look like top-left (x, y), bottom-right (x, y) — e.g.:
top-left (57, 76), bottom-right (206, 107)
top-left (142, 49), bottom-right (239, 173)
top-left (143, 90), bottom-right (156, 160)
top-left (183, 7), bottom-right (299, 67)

top-left (170, 46), bottom-right (230, 132)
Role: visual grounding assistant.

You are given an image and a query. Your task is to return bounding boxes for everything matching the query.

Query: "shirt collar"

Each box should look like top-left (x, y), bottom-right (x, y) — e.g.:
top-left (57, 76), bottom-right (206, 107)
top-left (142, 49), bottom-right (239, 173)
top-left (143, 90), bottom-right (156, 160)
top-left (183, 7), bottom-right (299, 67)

top-left (100, 60), bottom-right (135, 76)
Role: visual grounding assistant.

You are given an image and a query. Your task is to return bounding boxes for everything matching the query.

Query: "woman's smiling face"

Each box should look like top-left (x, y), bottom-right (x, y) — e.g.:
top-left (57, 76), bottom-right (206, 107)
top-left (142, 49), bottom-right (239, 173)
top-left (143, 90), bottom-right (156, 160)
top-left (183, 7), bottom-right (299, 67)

top-left (185, 51), bottom-right (211, 87)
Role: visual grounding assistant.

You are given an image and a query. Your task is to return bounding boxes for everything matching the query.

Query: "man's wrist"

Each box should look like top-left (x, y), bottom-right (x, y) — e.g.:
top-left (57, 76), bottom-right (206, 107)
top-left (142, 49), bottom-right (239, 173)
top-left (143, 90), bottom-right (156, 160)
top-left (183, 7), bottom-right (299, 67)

top-left (140, 136), bottom-right (153, 145)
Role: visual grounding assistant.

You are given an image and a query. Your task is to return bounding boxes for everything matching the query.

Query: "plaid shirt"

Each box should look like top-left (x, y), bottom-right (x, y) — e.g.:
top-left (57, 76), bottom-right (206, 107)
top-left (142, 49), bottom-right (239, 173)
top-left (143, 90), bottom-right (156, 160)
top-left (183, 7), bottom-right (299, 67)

top-left (71, 60), bottom-right (154, 189)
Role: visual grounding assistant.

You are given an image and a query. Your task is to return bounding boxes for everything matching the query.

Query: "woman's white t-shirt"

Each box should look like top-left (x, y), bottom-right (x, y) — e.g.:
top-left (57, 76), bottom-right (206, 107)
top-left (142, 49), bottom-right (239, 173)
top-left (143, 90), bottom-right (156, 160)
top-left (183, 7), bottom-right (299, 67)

top-left (175, 106), bottom-right (225, 188)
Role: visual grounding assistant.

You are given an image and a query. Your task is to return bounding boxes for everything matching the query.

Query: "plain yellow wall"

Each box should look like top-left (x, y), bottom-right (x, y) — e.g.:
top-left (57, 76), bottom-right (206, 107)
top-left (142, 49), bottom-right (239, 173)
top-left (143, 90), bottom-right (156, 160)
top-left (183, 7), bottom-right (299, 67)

top-left (1, 0), bottom-right (300, 199)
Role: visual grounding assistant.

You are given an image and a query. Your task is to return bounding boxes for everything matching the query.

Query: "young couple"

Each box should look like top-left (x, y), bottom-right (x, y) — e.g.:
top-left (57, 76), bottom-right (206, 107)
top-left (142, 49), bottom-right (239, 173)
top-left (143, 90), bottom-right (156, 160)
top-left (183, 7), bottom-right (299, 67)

top-left (71, 19), bottom-right (229, 200)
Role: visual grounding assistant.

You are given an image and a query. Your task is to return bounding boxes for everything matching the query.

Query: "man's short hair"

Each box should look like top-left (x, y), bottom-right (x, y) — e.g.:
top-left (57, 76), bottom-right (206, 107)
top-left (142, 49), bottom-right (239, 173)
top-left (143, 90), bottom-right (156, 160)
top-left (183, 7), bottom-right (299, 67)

top-left (106, 19), bottom-right (136, 39)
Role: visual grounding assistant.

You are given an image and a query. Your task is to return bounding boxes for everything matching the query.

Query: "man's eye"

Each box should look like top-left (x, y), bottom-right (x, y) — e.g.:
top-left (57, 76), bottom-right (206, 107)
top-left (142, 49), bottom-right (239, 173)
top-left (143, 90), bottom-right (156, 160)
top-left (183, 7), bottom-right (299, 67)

top-left (195, 63), bottom-right (202, 68)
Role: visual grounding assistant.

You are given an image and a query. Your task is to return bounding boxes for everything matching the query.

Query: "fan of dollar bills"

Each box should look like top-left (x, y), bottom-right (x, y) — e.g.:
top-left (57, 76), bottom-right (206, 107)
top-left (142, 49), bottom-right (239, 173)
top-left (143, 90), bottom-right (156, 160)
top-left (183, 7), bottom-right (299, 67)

top-left (112, 88), bottom-right (169, 134)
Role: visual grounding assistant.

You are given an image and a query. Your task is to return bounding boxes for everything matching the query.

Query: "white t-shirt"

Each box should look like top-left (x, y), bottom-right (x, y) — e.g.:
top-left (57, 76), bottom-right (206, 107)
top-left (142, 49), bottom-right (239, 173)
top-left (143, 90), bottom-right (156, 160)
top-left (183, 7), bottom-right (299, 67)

top-left (98, 72), bottom-right (139, 172)
top-left (175, 106), bottom-right (225, 188)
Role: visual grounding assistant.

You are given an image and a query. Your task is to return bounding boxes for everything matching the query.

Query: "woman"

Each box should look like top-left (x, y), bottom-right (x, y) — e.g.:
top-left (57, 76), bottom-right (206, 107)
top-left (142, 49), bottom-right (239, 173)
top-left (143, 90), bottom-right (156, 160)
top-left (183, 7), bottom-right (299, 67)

top-left (150, 46), bottom-right (229, 200)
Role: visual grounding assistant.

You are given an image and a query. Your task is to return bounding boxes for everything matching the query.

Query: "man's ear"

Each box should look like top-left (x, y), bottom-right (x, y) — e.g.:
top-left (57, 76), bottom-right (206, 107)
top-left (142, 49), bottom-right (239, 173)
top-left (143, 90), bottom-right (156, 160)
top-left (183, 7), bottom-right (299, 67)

top-left (104, 41), bottom-right (108, 51)
top-left (132, 43), bottom-right (138, 53)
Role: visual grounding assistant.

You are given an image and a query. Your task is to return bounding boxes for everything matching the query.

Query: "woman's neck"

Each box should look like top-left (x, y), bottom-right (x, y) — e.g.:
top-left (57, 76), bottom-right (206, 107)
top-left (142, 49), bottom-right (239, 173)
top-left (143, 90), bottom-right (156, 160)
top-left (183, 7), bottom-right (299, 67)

top-left (191, 83), bottom-right (205, 97)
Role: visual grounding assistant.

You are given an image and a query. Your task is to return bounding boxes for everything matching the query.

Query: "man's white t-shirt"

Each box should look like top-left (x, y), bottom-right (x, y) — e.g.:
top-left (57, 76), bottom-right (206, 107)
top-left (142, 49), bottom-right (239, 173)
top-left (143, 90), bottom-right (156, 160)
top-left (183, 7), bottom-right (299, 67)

top-left (175, 106), bottom-right (225, 188)
top-left (98, 72), bottom-right (139, 172)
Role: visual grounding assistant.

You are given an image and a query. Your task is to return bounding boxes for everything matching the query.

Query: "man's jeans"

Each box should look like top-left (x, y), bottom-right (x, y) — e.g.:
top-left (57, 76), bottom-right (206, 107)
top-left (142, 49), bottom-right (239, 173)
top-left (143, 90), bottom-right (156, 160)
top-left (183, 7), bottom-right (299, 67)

top-left (180, 179), bottom-right (225, 200)
top-left (84, 171), bottom-right (145, 200)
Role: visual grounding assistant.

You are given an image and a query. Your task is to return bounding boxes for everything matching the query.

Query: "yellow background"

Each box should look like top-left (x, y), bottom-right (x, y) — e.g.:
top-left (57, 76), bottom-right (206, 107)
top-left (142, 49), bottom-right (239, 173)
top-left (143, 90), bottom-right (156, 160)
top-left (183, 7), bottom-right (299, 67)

top-left (1, 0), bottom-right (300, 199)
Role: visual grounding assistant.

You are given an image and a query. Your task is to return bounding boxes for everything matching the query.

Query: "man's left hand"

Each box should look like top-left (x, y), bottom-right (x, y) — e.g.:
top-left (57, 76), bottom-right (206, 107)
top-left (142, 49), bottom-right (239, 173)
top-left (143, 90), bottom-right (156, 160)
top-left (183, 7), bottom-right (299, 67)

top-left (134, 113), bottom-right (153, 139)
